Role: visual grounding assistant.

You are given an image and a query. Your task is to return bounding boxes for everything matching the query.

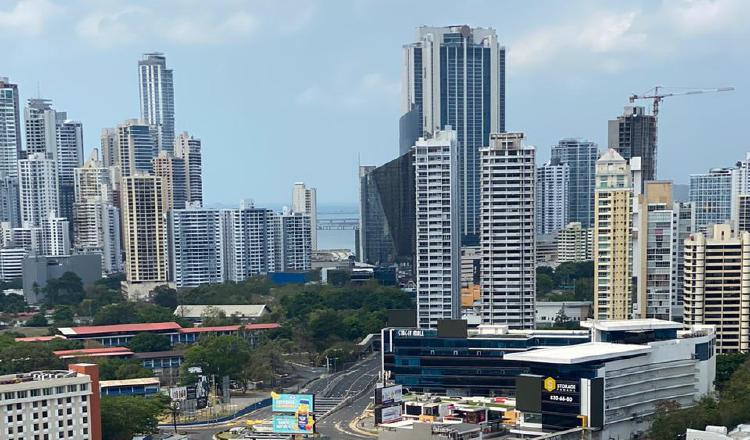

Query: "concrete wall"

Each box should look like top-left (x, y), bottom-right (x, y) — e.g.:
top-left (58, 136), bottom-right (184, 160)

top-left (23, 254), bottom-right (102, 303)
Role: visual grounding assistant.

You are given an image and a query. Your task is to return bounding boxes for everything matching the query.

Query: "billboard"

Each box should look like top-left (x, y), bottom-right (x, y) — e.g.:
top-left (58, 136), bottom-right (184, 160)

top-left (271, 393), bottom-right (315, 413)
top-left (375, 385), bottom-right (403, 406)
top-left (272, 414), bottom-right (316, 434)
top-left (169, 387), bottom-right (187, 401)
top-left (375, 405), bottom-right (402, 425)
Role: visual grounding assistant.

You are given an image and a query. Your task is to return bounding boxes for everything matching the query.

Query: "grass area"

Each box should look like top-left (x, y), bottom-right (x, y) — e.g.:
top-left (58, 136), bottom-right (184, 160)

top-left (0, 327), bottom-right (48, 337)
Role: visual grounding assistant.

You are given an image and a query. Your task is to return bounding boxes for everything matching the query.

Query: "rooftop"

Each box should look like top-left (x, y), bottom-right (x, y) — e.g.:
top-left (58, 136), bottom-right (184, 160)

top-left (58, 322), bottom-right (182, 337)
top-left (503, 342), bottom-right (650, 364)
top-left (174, 304), bottom-right (269, 319)
top-left (581, 318), bottom-right (683, 332)
top-left (53, 347), bottom-right (134, 359)
top-left (100, 377), bottom-right (160, 388)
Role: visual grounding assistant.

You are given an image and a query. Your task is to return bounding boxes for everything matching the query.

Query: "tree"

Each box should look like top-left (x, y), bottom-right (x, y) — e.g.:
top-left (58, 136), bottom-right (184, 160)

top-left (0, 293), bottom-right (26, 313)
top-left (0, 343), bottom-right (64, 374)
top-left (715, 352), bottom-right (750, 390)
top-left (95, 273), bottom-right (125, 291)
top-left (51, 306), bottom-right (75, 326)
top-left (152, 285), bottom-right (178, 310)
top-left (128, 332), bottom-right (171, 353)
top-left (24, 313), bottom-right (48, 327)
top-left (94, 303), bottom-right (140, 325)
top-left (43, 272), bottom-right (85, 305)
top-left (101, 395), bottom-right (168, 440)
top-left (182, 335), bottom-right (251, 379)
top-left (200, 306), bottom-right (234, 327)
top-left (573, 278), bottom-right (593, 302)
top-left (536, 273), bottom-right (554, 297)
top-left (96, 358), bottom-right (153, 381)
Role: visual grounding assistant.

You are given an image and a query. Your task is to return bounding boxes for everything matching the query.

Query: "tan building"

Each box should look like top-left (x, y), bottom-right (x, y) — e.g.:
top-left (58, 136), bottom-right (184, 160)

top-left (683, 224), bottom-right (750, 353)
top-left (153, 150), bottom-right (186, 210)
top-left (557, 222), bottom-right (593, 263)
top-left (594, 149), bottom-right (632, 320)
top-left (122, 173), bottom-right (167, 298)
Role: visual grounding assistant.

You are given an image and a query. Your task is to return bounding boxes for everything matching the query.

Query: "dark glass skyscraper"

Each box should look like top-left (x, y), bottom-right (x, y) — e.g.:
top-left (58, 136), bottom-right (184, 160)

top-left (402, 26), bottom-right (506, 246)
top-left (608, 106), bottom-right (657, 193)
top-left (551, 139), bottom-right (599, 228)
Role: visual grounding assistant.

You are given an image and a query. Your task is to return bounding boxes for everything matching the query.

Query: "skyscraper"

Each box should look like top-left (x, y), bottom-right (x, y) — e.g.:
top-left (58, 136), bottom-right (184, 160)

top-left (414, 129), bottom-right (460, 328)
top-left (117, 119), bottom-right (156, 177)
top-left (174, 132), bottom-right (203, 206)
top-left (43, 211), bottom-right (70, 256)
top-left (18, 152), bottom-right (59, 228)
top-left (557, 222), bottom-right (593, 263)
top-left (24, 99), bottom-right (57, 156)
top-left (55, 116), bottom-right (84, 226)
top-left (169, 206), bottom-right (224, 288)
top-left (551, 139), bottom-right (599, 228)
top-left (608, 106), bottom-right (657, 192)
top-left (670, 201), bottom-right (695, 320)
top-left (291, 182), bottom-right (317, 251)
top-left (139, 53), bottom-right (175, 152)
top-left (0, 175), bottom-right (20, 228)
top-left (100, 127), bottom-right (118, 167)
top-left (593, 149), bottom-right (632, 320)
top-left (0, 77), bottom-right (21, 178)
top-left (403, 25), bottom-right (506, 245)
top-left (536, 158), bottom-right (568, 235)
top-left (689, 168), bottom-right (733, 233)
top-left (122, 174), bottom-right (167, 294)
top-left (153, 150), bottom-right (186, 210)
top-left (684, 224), bottom-right (750, 353)
top-left (222, 201), bottom-right (277, 281)
top-left (275, 209), bottom-right (312, 271)
top-left (479, 133), bottom-right (536, 329)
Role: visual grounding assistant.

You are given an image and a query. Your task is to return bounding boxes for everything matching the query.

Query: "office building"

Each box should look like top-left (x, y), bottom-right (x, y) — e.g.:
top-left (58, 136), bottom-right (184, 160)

top-left (0, 363), bottom-right (102, 440)
top-left (55, 116), bottom-right (84, 224)
top-left (18, 152), bottom-right (59, 228)
top-left (670, 202), bottom-right (695, 320)
top-left (24, 98), bottom-right (57, 156)
top-left (737, 194), bottom-right (750, 233)
top-left (557, 222), bottom-right (593, 263)
top-left (536, 158), bottom-right (568, 235)
top-left (608, 106), bottom-right (657, 192)
top-left (690, 168), bottom-right (733, 233)
top-left (222, 201), bottom-right (277, 281)
top-left (684, 224), bottom-right (750, 353)
top-left (153, 150), bottom-right (186, 210)
top-left (100, 127), bottom-right (118, 167)
top-left (0, 247), bottom-right (26, 280)
top-left (276, 209), bottom-right (312, 271)
top-left (403, 25), bottom-right (506, 245)
top-left (478, 133), bottom-right (536, 329)
top-left (414, 129), bottom-right (460, 328)
top-left (23, 254), bottom-right (102, 303)
top-left (122, 174), bottom-right (167, 288)
top-left (0, 77), bottom-right (22, 178)
top-left (594, 149), bottom-right (632, 320)
top-left (169, 206), bottom-right (224, 288)
top-left (0, 173), bottom-right (20, 227)
top-left (551, 139), bottom-right (599, 228)
top-left (359, 151), bottom-right (416, 267)
top-left (117, 119), bottom-right (156, 177)
top-left (174, 132), bottom-right (203, 206)
top-left (74, 151), bottom-right (122, 274)
top-left (291, 182), bottom-right (317, 251)
top-left (44, 212), bottom-right (70, 256)
top-left (10, 226), bottom-right (42, 253)
top-left (138, 52), bottom-right (175, 151)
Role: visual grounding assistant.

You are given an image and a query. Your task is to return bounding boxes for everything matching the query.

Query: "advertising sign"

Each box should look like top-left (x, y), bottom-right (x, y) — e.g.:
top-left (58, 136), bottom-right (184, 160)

top-left (272, 393), bottom-right (315, 413)
top-left (169, 387), bottom-right (187, 401)
top-left (375, 405), bottom-right (402, 425)
top-left (376, 385), bottom-right (403, 406)
top-left (272, 414), bottom-right (316, 434)
top-left (541, 377), bottom-right (581, 412)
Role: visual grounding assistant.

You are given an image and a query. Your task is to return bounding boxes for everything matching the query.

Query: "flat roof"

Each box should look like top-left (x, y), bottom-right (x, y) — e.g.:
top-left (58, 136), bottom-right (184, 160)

top-left (174, 304), bottom-right (268, 319)
top-left (15, 335), bottom-right (67, 343)
top-left (59, 322), bottom-right (182, 337)
top-left (246, 323), bottom-right (281, 330)
top-left (178, 325), bottom-right (241, 334)
top-left (581, 319), bottom-right (682, 332)
top-left (100, 378), bottom-right (160, 388)
top-left (53, 347), bottom-right (134, 359)
top-left (504, 342), bottom-right (650, 364)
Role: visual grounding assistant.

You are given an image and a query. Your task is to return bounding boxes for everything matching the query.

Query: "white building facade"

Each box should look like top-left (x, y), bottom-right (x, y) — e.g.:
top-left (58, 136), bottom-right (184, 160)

top-left (536, 159), bottom-right (568, 235)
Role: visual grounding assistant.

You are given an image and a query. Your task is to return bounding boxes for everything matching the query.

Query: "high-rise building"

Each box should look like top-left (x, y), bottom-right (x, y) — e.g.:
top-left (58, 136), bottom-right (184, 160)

top-left (551, 139), bottom-right (599, 228)
top-left (24, 98), bottom-right (57, 156)
top-left (0, 77), bottom-right (22, 178)
top-left (18, 152), bottom-right (59, 228)
top-left (100, 127), bottom-right (118, 167)
top-left (10, 226), bottom-right (42, 253)
top-left (536, 158), bottom-right (568, 235)
top-left (139, 52), bottom-right (175, 152)
top-left (403, 25), bottom-right (506, 245)
top-left (632, 181), bottom-right (673, 320)
top-left (291, 182), bottom-right (317, 251)
top-left (0, 247), bottom-right (27, 280)
top-left (222, 201), bottom-right (277, 281)
top-left (122, 174), bottom-right (167, 285)
top-left (174, 132), bottom-right (203, 206)
top-left (44, 211), bottom-right (70, 256)
top-left (479, 132), bottom-right (536, 329)
top-left (153, 150), bottom-right (186, 210)
top-left (55, 116), bottom-right (84, 225)
top-left (169, 206), bottom-right (224, 288)
top-left (557, 222), bottom-right (593, 263)
top-left (0, 174), bottom-right (20, 227)
top-left (593, 149), bottom-right (632, 320)
top-left (689, 167), bottom-right (733, 233)
top-left (73, 150), bottom-right (122, 274)
top-left (116, 119), bottom-right (156, 177)
top-left (275, 209), bottom-right (312, 271)
top-left (684, 224), bottom-right (750, 353)
top-left (608, 106), bottom-right (657, 192)
top-left (414, 129), bottom-right (460, 328)
top-left (670, 201), bottom-right (695, 320)
top-left (358, 151), bottom-right (416, 267)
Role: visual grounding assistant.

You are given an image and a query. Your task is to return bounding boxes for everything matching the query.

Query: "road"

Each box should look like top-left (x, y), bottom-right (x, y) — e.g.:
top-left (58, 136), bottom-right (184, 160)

top-left (175, 355), bottom-right (380, 440)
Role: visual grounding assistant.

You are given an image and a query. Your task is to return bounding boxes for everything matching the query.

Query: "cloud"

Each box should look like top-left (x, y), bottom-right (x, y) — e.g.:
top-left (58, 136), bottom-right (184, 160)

top-left (296, 71), bottom-right (399, 109)
top-left (664, 0), bottom-right (750, 36)
top-left (0, 0), bottom-right (63, 35)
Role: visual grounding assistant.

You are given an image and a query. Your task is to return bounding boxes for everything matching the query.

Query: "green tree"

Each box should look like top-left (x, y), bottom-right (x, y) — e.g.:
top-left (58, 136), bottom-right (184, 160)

top-left (95, 273), bottom-right (126, 291)
top-left (128, 332), bottom-right (172, 353)
top-left (0, 343), bottom-right (64, 374)
top-left (51, 305), bottom-right (75, 326)
top-left (573, 278), bottom-right (594, 301)
top-left (96, 358), bottom-right (153, 381)
top-left (200, 305), bottom-right (235, 326)
top-left (182, 335), bottom-right (251, 379)
top-left (101, 395), bottom-right (168, 440)
top-left (0, 293), bottom-right (26, 313)
top-left (536, 273), bottom-right (554, 297)
top-left (152, 285), bottom-right (178, 310)
top-left (43, 272), bottom-right (85, 305)
top-left (24, 313), bottom-right (48, 327)
top-left (94, 303), bottom-right (140, 325)
top-left (715, 352), bottom-right (750, 390)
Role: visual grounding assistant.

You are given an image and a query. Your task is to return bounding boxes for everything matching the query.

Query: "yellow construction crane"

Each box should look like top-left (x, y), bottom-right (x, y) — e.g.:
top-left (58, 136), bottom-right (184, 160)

top-left (629, 86), bottom-right (734, 116)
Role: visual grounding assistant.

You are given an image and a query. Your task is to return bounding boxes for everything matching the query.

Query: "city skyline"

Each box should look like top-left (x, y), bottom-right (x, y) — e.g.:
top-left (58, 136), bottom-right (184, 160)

top-left (1, 0), bottom-right (747, 206)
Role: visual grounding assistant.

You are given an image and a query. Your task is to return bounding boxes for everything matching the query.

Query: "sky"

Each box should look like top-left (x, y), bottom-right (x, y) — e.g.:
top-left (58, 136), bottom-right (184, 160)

top-left (2, 0), bottom-right (749, 207)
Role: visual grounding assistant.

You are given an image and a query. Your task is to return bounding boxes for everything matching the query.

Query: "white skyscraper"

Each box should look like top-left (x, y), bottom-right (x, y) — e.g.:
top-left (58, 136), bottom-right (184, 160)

top-left (536, 158), bottom-right (569, 235)
top-left (18, 152), bottom-right (59, 228)
top-left (0, 77), bottom-right (21, 178)
top-left (169, 206), bottom-right (224, 288)
top-left (291, 182), bottom-right (317, 251)
top-left (174, 132), bottom-right (203, 206)
top-left (414, 129), bottom-right (460, 328)
top-left (139, 52), bottom-right (175, 152)
top-left (276, 209), bottom-right (312, 271)
top-left (479, 133), bottom-right (536, 329)
top-left (222, 201), bottom-right (277, 282)
top-left (24, 99), bottom-right (57, 157)
top-left (44, 211), bottom-right (70, 256)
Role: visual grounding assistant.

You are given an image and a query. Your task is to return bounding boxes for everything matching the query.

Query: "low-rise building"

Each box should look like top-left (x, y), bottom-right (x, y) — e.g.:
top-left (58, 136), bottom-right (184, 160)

top-left (100, 377), bottom-right (160, 398)
top-left (173, 304), bottom-right (270, 323)
top-left (535, 301), bottom-right (592, 327)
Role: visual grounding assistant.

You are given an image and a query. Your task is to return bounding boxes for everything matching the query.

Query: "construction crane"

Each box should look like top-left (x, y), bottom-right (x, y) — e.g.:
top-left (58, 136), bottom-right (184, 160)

top-left (628, 86), bottom-right (734, 117)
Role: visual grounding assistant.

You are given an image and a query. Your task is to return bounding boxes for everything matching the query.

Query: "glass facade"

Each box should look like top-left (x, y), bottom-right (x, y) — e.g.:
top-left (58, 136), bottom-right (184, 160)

top-left (551, 139), bottom-right (598, 228)
top-left (689, 168), bottom-right (733, 233)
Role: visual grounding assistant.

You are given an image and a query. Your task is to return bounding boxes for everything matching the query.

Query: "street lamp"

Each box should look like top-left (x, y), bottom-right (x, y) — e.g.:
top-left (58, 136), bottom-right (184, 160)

top-left (170, 400), bottom-right (181, 433)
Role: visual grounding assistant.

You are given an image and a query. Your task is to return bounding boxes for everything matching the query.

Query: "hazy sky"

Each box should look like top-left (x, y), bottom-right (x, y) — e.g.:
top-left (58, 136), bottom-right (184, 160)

top-left (2, 0), bottom-right (748, 206)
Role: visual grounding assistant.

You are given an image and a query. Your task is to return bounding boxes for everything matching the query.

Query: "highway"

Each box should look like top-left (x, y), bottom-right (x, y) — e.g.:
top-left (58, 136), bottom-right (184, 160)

top-left (177, 354), bottom-right (380, 440)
